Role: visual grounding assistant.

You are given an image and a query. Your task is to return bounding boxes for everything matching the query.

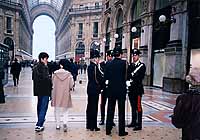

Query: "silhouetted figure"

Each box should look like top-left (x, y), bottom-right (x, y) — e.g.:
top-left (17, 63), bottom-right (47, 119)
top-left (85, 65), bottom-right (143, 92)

top-left (0, 65), bottom-right (5, 103)
top-left (83, 63), bottom-right (87, 74)
top-left (10, 58), bottom-right (21, 86)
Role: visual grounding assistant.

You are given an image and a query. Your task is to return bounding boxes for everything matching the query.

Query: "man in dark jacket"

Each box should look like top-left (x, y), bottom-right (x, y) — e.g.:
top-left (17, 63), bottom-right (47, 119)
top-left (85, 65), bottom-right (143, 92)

top-left (99, 50), bottom-right (115, 126)
top-left (86, 49), bottom-right (103, 131)
top-left (32, 52), bottom-right (52, 132)
top-left (10, 58), bottom-right (21, 86)
top-left (127, 48), bottom-right (146, 131)
top-left (104, 46), bottom-right (128, 136)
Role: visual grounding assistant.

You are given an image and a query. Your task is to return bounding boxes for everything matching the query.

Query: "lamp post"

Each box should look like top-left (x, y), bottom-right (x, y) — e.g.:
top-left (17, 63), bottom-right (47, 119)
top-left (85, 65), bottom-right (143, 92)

top-left (159, 14), bottom-right (176, 24)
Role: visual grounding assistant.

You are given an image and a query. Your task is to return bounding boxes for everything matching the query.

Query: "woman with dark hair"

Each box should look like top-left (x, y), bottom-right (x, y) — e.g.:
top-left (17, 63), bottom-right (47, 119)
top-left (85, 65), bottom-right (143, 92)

top-left (51, 59), bottom-right (74, 132)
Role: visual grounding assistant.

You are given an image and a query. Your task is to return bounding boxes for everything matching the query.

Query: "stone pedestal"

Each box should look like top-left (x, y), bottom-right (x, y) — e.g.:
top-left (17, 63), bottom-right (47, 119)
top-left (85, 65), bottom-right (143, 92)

top-left (163, 40), bottom-right (186, 93)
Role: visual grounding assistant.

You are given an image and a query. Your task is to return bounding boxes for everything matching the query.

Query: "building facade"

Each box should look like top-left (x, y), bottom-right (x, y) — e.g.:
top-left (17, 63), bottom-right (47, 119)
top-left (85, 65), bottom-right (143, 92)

top-left (56, 0), bottom-right (103, 63)
top-left (0, 0), bottom-right (32, 62)
top-left (101, 0), bottom-right (200, 93)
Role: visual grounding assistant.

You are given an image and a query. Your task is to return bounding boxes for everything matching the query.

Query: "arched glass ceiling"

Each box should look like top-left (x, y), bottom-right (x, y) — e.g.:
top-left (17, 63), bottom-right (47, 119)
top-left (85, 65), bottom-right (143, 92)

top-left (28, 0), bottom-right (64, 11)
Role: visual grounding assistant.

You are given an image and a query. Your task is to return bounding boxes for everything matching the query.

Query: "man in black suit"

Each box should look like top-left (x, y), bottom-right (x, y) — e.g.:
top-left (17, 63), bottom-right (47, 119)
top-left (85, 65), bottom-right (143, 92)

top-left (104, 47), bottom-right (128, 136)
top-left (99, 50), bottom-right (115, 126)
top-left (127, 48), bottom-right (146, 131)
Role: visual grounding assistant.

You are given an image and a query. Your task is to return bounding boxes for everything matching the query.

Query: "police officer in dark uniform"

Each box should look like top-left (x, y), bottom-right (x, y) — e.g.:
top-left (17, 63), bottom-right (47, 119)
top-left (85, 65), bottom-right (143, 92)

top-left (86, 49), bottom-right (103, 131)
top-left (104, 46), bottom-right (128, 136)
top-left (99, 50), bottom-right (115, 126)
top-left (127, 48), bottom-right (146, 131)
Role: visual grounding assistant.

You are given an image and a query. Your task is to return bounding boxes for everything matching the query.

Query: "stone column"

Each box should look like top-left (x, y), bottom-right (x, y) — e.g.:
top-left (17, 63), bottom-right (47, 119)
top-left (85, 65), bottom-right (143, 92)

top-left (163, 2), bottom-right (188, 93)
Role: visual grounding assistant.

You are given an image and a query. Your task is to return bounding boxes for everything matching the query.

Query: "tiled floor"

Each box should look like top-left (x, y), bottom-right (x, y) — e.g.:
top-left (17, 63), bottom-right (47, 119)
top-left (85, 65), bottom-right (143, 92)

top-left (0, 67), bottom-right (181, 140)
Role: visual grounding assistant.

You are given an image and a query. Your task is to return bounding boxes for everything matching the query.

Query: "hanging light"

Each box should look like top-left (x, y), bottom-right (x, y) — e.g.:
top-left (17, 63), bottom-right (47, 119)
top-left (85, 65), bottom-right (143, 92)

top-left (159, 15), bottom-right (166, 23)
top-left (114, 33), bottom-right (119, 39)
top-left (131, 27), bottom-right (137, 33)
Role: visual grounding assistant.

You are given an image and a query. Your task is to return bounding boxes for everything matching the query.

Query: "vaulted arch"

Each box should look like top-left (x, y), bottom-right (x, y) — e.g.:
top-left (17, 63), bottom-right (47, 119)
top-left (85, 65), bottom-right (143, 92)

top-left (30, 4), bottom-right (59, 27)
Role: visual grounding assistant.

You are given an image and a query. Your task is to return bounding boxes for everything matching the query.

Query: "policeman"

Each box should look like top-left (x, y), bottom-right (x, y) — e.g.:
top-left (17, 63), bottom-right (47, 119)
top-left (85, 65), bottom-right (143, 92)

top-left (104, 46), bottom-right (128, 136)
top-left (86, 49), bottom-right (103, 131)
top-left (127, 48), bottom-right (146, 131)
top-left (99, 50), bottom-right (115, 126)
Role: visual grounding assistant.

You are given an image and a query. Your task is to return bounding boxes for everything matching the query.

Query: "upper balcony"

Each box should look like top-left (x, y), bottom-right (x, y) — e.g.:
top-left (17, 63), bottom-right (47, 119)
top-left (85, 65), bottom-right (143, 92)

top-left (0, 0), bottom-right (23, 10)
top-left (69, 5), bottom-right (103, 15)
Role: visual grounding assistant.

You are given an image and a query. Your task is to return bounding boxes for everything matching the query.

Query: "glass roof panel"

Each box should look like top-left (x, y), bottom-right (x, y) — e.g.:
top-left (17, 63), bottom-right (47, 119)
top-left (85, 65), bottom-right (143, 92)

top-left (28, 0), bottom-right (64, 12)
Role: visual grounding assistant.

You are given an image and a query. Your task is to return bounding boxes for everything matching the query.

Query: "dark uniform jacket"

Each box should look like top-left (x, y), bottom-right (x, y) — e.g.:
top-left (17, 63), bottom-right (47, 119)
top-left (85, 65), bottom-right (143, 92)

top-left (172, 90), bottom-right (200, 140)
top-left (104, 58), bottom-right (127, 99)
top-left (32, 62), bottom-right (52, 96)
top-left (127, 61), bottom-right (146, 95)
top-left (87, 62), bottom-right (103, 96)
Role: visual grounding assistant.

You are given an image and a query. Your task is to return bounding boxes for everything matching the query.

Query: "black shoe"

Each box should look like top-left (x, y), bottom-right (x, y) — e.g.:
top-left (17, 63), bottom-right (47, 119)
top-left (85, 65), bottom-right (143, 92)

top-left (99, 120), bottom-right (104, 125)
top-left (111, 122), bottom-right (116, 127)
top-left (126, 123), bottom-right (136, 128)
top-left (133, 126), bottom-right (142, 131)
top-left (119, 132), bottom-right (128, 136)
top-left (106, 130), bottom-right (111, 135)
top-left (90, 127), bottom-right (100, 131)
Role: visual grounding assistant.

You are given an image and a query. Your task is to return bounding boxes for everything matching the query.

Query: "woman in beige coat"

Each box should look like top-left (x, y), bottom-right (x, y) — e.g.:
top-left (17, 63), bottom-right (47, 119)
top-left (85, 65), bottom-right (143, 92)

top-left (51, 59), bottom-right (74, 132)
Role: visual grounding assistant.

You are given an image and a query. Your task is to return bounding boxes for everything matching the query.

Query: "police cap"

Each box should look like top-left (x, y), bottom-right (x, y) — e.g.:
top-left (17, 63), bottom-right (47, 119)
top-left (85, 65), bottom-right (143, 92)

top-left (131, 48), bottom-right (141, 55)
top-left (90, 49), bottom-right (101, 59)
top-left (106, 50), bottom-right (113, 57)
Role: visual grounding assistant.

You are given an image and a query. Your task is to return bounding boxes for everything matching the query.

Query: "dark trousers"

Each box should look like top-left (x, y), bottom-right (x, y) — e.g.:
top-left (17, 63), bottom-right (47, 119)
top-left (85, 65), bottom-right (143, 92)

top-left (12, 74), bottom-right (19, 86)
top-left (36, 96), bottom-right (49, 127)
top-left (128, 93), bottom-right (143, 127)
top-left (86, 95), bottom-right (99, 129)
top-left (106, 96), bottom-right (126, 134)
top-left (100, 90), bottom-right (107, 121)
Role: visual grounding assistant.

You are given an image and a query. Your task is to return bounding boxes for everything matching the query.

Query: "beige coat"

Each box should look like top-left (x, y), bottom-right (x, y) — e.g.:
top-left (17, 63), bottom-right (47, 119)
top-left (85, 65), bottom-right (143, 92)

top-left (51, 69), bottom-right (74, 108)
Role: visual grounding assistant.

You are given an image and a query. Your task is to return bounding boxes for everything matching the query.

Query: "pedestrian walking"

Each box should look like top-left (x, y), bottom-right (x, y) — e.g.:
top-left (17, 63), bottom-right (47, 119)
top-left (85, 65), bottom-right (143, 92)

top-left (10, 58), bottom-right (21, 86)
top-left (172, 67), bottom-right (200, 140)
top-left (126, 48), bottom-right (146, 131)
top-left (104, 46), bottom-right (128, 136)
top-left (51, 59), bottom-right (74, 132)
top-left (86, 49), bottom-right (103, 131)
top-left (32, 52), bottom-right (52, 132)
top-left (83, 62), bottom-right (87, 74)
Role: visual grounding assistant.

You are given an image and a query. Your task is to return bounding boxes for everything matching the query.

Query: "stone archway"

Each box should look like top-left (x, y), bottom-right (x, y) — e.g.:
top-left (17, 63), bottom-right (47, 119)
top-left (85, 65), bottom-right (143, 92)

top-left (3, 37), bottom-right (14, 61)
top-left (30, 4), bottom-right (59, 28)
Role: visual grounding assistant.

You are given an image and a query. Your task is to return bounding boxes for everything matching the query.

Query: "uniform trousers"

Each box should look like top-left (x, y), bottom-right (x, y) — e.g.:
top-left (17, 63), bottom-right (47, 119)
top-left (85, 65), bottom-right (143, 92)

top-left (128, 93), bottom-right (143, 127)
top-left (86, 94), bottom-right (99, 129)
top-left (100, 89), bottom-right (107, 121)
top-left (106, 96), bottom-right (126, 134)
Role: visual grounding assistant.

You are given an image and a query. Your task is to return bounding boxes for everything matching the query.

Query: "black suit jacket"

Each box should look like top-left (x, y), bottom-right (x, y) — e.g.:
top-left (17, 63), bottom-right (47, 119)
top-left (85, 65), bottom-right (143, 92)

top-left (104, 58), bottom-right (127, 99)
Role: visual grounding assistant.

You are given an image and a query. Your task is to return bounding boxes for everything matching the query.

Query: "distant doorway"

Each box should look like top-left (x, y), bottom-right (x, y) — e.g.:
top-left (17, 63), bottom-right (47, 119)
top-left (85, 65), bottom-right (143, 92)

top-left (75, 42), bottom-right (85, 62)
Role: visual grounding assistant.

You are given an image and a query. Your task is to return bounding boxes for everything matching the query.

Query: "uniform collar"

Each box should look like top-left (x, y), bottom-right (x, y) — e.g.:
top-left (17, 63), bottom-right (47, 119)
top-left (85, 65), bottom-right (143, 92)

top-left (134, 60), bottom-right (140, 66)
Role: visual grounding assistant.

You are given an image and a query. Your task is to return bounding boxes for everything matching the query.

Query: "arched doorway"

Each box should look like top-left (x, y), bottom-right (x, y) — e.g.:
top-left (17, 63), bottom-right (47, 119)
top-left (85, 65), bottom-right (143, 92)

top-left (115, 9), bottom-right (123, 48)
top-left (152, 0), bottom-right (171, 87)
top-left (75, 42), bottom-right (85, 63)
top-left (4, 37), bottom-right (14, 62)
